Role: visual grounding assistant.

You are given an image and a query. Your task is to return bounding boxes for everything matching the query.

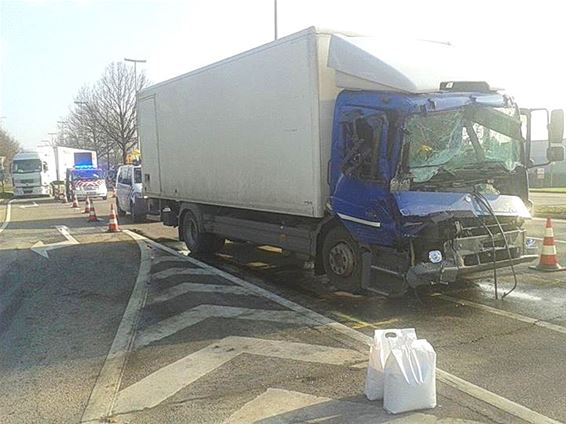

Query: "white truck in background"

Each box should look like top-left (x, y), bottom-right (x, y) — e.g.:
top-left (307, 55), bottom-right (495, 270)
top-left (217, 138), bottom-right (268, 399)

top-left (11, 146), bottom-right (97, 197)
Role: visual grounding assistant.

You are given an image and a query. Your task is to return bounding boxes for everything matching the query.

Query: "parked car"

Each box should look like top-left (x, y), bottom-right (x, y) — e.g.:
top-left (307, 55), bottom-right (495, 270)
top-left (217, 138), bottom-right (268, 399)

top-left (115, 164), bottom-right (148, 222)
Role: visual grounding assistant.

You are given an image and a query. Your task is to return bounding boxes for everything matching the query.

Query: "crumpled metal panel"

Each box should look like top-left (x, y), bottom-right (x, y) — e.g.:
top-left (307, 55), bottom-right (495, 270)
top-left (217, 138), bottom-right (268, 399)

top-left (394, 191), bottom-right (530, 218)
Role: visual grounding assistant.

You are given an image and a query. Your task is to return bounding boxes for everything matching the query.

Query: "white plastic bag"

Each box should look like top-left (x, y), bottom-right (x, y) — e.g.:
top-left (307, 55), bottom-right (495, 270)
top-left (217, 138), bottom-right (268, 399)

top-left (364, 328), bottom-right (417, 401)
top-left (383, 339), bottom-right (437, 414)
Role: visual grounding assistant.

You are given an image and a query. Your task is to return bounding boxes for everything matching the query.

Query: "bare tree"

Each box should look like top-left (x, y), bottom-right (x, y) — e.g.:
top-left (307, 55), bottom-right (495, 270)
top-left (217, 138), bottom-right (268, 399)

top-left (0, 127), bottom-right (21, 170)
top-left (63, 62), bottom-right (148, 167)
top-left (92, 62), bottom-right (148, 163)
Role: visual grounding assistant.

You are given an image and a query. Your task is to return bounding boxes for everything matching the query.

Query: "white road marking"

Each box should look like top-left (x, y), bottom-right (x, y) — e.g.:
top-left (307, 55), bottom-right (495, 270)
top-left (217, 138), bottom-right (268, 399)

top-left (150, 282), bottom-right (251, 304)
top-left (151, 256), bottom-right (191, 265)
top-left (30, 225), bottom-right (80, 258)
top-left (81, 231), bottom-right (152, 423)
top-left (114, 336), bottom-right (366, 414)
top-left (19, 201), bottom-right (39, 208)
top-left (436, 295), bottom-right (566, 335)
top-left (135, 304), bottom-right (311, 349)
top-left (0, 199), bottom-right (13, 235)
top-left (531, 236), bottom-right (566, 245)
top-left (129, 233), bottom-right (561, 424)
top-left (224, 388), bottom-right (472, 424)
top-left (531, 217), bottom-right (566, 223)
top-left (152, 266), bottom-right (215, 280)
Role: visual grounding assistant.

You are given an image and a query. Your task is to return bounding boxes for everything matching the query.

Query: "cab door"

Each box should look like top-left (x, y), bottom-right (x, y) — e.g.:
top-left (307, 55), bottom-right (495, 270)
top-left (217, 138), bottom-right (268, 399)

top-left (329, 107), bottom-right (396, 246)
top-left (116, 167), bottom-right (130, 211)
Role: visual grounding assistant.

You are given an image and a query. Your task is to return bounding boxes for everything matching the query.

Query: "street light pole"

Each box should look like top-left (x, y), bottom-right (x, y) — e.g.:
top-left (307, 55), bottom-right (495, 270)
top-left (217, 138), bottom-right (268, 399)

top-left (274, 0), bottom-right (278, 40)
top-left (74, 101), bottom-right (89, 149)
top-left (124, 58), bottom-right (147, 93)
top-left (57, 120), bottom-right (67, 146)
top-left (124, 58), bottom-right (147, 152)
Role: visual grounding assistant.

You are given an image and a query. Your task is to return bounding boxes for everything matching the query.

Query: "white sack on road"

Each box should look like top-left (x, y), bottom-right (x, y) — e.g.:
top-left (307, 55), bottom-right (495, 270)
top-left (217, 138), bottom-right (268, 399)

top-left (364, 328), bottom-right (417, 401)
top-left (383, 339), bottom-right (437, 414)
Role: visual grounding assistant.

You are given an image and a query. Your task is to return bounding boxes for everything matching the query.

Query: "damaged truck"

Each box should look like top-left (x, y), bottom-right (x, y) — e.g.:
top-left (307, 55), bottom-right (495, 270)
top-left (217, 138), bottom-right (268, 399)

top-left (137, 27), bottom-right (564, 296)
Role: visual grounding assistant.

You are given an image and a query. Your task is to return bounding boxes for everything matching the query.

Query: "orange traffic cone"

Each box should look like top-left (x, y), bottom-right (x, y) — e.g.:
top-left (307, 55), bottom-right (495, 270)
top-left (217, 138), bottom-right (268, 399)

top-left (530, 217), bottom-right (565, 272)
top-left (107, 204), bottom-right (120, 232)
top-left (83, 197), bottom-right (91, 214)
top-left (71, 194), bottom-right (79, 208)
top-left (88, 203), bottom-right (99, 222)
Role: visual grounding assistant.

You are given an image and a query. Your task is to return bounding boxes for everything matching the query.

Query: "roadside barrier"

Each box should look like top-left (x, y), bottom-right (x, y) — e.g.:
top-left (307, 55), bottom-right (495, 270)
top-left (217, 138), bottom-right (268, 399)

top-left (530, 217), bottom-right (565, 272)
top-left (88, 202), bottom-right (99, 222)
top-left (107, 204), bottom-right (120, 232)
top-left (71, 194), bottom-right (79, 209)
top-left (83, 197), bottom-right (91, 214)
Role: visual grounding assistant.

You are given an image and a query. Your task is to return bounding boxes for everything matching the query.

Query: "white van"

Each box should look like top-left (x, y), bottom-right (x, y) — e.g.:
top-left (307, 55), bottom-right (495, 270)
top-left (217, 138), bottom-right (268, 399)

top-left (115, 165), bottom-right (147, 222)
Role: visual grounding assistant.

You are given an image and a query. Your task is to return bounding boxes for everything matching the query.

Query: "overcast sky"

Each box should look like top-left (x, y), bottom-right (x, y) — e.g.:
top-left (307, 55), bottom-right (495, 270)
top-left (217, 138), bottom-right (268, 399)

top-left (1, 0), bottom-right (565, 148)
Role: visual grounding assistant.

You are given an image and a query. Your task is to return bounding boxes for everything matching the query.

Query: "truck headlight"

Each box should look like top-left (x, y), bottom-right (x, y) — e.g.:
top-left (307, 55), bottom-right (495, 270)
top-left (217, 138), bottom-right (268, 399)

top-left (428, 250), bottom-right (443, 264)
top-left (526, 238), bottom-right (537, 249)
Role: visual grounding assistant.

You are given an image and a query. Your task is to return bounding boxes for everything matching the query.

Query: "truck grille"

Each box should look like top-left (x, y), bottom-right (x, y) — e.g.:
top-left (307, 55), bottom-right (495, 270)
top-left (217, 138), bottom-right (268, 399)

top-left (463, 246), bottom-right (520, 266)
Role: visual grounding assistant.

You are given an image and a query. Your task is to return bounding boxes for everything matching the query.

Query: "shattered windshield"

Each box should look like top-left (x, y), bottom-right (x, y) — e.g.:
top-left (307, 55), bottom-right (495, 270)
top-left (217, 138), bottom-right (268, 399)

top-left (406, 107), bottom-right (523, 183)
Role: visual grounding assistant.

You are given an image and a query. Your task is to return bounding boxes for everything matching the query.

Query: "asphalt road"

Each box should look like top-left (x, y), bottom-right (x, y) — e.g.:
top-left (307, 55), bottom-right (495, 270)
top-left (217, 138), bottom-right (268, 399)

top-left (1, 196), bottom-right (565, 423)
top-left (530, 191), bottom-right (566, 208)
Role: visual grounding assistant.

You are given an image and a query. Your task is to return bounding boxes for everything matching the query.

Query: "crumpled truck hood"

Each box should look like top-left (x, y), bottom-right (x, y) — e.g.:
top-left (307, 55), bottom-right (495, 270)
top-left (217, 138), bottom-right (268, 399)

top-left (394, 191), bottom-right (530, 218)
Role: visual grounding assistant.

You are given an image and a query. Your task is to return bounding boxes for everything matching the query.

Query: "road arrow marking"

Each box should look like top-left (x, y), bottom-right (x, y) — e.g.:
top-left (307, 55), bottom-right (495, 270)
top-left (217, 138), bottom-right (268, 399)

top-left (0, 199), bottom-right (13, 235)
top-left (150, 282), bottom-right (251, 305)
top-left (152, 266), bottom-right (216, 280)
top-left (114, 336), bottom-right (366, 414)
top-left (224, 388), bottom-right (456, 424)
top-left (19, 201), bottom-right (39, 209)
top-left (135, 304), bottom-right (310, 349)
top-left (31, 225), bottom-right (79, 258)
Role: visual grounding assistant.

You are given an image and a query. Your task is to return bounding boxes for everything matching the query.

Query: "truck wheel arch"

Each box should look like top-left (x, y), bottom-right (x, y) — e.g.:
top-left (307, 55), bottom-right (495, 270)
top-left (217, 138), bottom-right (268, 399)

top-left (314, 216), bottom-right (342, 275)
top-left (178, 202), bottom-right (205, 241)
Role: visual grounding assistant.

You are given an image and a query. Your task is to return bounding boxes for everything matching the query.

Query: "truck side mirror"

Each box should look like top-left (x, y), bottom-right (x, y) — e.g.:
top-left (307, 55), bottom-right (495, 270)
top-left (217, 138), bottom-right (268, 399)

top-left (547, 145), bottom-right (565, 162)
top-left (549, 109), bottom-right (564, 143)
top-left (43, 162), bottom-right (49, 172)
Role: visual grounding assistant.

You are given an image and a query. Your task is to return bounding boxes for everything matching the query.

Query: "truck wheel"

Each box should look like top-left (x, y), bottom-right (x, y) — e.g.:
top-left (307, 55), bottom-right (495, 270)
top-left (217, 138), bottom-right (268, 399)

top-left (322, 225), bottom-right (362, 292)
top-left (182, 211), bottom-right (225, 254)
top-left (116, 199), bottom-right (126, 217)
top-left (130, 201), bottom-right (146, 223)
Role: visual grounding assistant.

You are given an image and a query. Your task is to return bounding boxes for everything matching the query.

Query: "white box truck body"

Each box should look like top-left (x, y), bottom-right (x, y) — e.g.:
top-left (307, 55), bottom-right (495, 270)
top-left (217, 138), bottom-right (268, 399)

top-left (139, 28), bottom-right (338, 218)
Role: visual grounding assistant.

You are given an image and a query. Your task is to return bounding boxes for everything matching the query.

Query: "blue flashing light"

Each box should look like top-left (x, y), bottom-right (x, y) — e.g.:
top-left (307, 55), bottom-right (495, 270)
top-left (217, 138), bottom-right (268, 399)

top-left (74, 164), bottom-right (95, 169)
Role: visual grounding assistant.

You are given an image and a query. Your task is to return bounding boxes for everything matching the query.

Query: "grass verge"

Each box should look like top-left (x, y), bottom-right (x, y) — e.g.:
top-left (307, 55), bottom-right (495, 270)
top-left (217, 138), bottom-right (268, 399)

top-left (530, 187), bottom-right (566, 193)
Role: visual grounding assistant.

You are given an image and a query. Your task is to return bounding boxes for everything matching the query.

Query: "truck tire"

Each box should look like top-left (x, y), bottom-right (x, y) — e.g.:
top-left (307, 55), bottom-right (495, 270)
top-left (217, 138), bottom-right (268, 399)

top-left (116, 199), bottom-right (126, 217)
top-left (182, 211), bottom-right (225, 254)
top-left (131, 201), bottom-right (146, 223)
top-left (322, 225), bottom-right (362, 292)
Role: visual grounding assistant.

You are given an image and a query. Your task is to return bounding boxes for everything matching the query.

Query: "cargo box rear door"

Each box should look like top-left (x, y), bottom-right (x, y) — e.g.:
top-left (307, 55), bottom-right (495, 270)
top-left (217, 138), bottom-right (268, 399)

top-left (138, 95), bottom-right (161, 196)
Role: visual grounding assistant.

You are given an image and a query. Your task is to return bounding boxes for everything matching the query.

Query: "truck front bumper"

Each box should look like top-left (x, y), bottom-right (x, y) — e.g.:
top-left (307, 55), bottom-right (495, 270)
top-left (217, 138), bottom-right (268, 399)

top-left (14, 185), bottom-right (50, 197)
top-left (74, 190), bottom-right (107, 200)
top-left (406, 229), bottom-right (538, 288)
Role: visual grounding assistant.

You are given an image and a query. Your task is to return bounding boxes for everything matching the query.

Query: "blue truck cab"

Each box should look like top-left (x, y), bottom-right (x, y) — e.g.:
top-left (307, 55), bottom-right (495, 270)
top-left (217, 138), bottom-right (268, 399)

top-left (325, 85), bottom-right (564, 295)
